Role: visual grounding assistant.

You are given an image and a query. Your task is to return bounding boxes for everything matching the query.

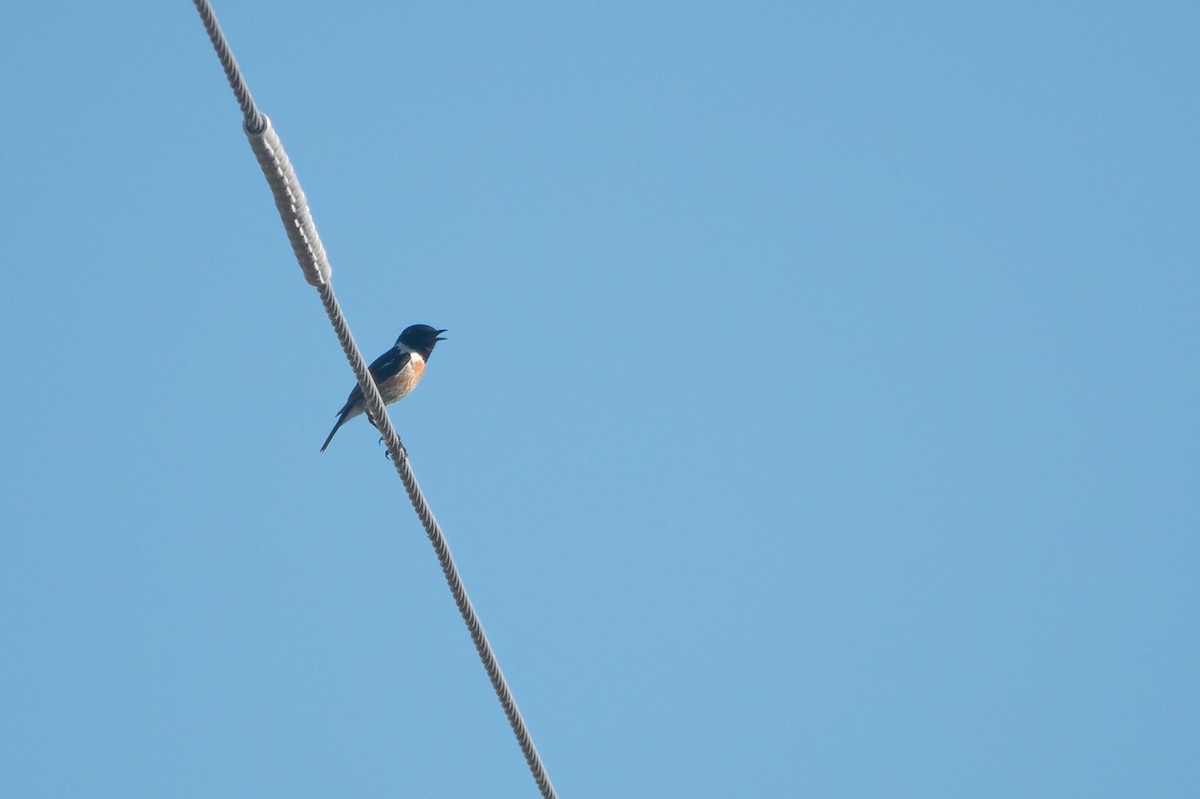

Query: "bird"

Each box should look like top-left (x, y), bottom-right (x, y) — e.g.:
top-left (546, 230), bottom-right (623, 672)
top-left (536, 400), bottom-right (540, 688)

top-left (320, 324), bottom-right (446, 452)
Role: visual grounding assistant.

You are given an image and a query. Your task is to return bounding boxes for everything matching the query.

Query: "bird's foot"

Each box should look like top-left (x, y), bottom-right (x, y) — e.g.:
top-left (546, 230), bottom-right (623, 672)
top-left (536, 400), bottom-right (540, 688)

top-left (378, 436), bottom-right (407, 461)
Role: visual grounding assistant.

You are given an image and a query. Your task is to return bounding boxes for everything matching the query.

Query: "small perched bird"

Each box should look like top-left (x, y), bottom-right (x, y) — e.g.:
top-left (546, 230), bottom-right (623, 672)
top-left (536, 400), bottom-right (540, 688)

top-left (320, 324), bottom-right (446, 452)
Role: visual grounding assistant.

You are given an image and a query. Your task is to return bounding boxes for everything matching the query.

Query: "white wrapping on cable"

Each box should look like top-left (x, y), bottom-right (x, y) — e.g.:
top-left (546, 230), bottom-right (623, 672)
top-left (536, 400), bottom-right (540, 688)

top-left (246, 119), bottom-right (332, 287)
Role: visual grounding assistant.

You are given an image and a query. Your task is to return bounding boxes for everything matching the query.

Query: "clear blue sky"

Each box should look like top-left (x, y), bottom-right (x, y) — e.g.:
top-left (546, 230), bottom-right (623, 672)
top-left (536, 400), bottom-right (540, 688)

top-left (2, 2), bottom-right (1197, 796)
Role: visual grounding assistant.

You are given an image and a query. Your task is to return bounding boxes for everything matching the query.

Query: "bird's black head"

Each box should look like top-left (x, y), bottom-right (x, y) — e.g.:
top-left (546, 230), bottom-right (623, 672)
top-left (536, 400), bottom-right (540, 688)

top-left (398, 324), bottom-right (447, 359)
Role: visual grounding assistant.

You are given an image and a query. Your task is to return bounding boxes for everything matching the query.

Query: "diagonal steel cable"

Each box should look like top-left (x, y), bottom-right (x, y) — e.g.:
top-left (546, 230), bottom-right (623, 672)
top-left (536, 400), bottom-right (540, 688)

top-left (191, 0), bottom-right (264, 134)
top-left (191, 2), bottom-right (557, 796)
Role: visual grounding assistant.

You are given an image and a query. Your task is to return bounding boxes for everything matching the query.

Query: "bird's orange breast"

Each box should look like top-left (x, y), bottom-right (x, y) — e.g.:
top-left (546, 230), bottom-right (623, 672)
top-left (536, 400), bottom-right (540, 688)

top-left (379, 357), bottom-right (425, 404)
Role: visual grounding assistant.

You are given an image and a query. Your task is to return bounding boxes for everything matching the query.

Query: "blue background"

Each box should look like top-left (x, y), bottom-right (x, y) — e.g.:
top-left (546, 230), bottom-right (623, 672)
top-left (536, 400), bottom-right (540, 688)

top-left (2, 2), bottom-right (1197, 796)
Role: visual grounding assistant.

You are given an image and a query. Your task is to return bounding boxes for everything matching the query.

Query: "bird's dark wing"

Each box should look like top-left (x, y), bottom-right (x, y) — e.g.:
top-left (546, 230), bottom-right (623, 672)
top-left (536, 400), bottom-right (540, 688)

top-left (368, 347), bottom-right (412, 382)
top-left (336, 347), bottom-right (412, 408)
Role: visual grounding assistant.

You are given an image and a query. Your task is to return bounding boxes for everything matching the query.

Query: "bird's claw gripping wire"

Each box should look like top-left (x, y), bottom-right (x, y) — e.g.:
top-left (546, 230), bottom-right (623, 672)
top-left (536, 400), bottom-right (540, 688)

top-left (379, 435), bottom-right (407, 461)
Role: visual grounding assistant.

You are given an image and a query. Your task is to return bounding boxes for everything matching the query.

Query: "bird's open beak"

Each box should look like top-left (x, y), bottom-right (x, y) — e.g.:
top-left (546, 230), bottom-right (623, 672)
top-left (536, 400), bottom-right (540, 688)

top-left (435, 329), bottom-right (448, 341)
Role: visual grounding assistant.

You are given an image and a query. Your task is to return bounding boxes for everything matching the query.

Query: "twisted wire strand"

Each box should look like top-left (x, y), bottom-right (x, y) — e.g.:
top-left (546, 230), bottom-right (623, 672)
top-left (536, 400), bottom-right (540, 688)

top-left (317, 284), bottom-right (557, 799)
top-left (192, 0), bottom-right (265, 132)
top-left (191, 2), bottom-right (556, 796)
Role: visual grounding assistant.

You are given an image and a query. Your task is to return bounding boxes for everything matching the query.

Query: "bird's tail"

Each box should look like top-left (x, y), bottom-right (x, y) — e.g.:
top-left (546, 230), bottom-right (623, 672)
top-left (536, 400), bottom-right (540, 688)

top-left (320, 411), bottom-right (349, 452)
